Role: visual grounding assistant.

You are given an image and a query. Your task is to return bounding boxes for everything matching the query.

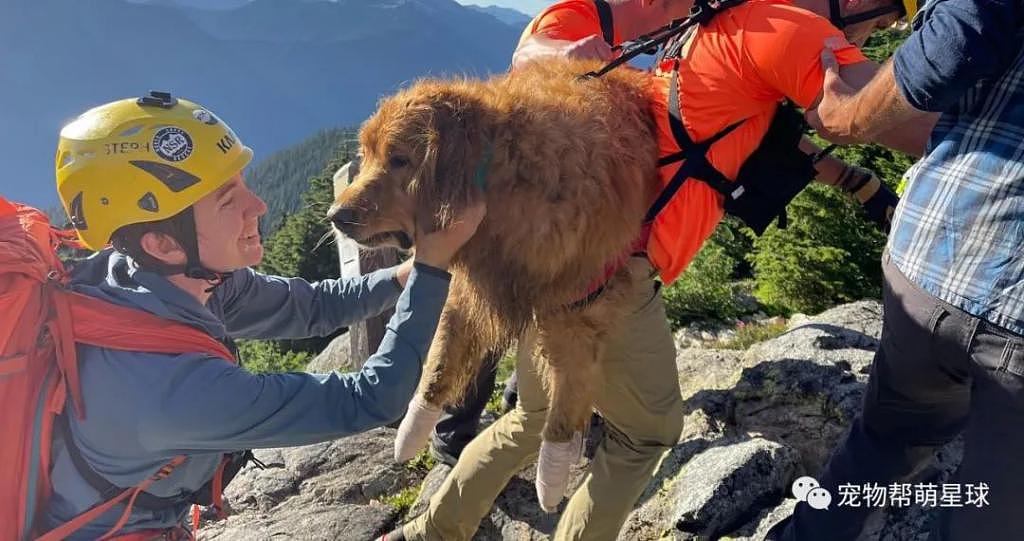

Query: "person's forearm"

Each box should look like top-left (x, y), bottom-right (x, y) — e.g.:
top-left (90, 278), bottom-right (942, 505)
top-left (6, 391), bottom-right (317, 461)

top-left (800, 136), bottom-right (899, 232)
top-left (798, 137), bottom-right (848, 187)
top-left (150, 264), bottom-right (453, 452)
top-left (832, 60), bottom-right (924, 142)
top-left (868, 112), bottom-right (939, 158)
top-left (221, 266), bottom-right (402, 340)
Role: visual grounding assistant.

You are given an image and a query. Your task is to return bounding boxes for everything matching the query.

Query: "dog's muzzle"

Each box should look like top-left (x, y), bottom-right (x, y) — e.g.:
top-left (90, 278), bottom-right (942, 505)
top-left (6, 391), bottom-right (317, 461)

top-left (329, 207), bottom-right (360, 235)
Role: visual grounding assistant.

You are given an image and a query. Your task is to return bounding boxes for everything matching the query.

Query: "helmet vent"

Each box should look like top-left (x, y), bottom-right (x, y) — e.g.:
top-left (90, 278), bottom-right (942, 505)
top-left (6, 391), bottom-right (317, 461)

top-left (138, 192), bottom-right (160, 213)
top-left (118, 125), bottom-right (144, 137)
top-left (69, 192), bottom-right (88, 230)
top-left (129, 160), bottom-right (201, 193)
top-left (58, 151), bottom-right (74, 169)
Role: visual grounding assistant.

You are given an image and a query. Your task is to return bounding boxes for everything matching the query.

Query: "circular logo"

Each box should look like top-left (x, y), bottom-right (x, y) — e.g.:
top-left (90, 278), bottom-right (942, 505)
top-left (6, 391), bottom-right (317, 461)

top-left (152, 126), bottom-right (194, 162)
top-left (193, 109), bottom-right (219, 125)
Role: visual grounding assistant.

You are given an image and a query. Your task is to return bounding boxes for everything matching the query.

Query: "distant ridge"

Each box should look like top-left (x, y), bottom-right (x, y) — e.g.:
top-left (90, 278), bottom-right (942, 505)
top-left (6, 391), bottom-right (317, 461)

top-left (3, 0), bottom-right (519, 207)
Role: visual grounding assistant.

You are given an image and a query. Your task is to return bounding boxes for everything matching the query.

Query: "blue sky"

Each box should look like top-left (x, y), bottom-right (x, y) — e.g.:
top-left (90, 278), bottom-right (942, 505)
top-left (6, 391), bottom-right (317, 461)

top-left (457, 1), bottom-right (547, 15)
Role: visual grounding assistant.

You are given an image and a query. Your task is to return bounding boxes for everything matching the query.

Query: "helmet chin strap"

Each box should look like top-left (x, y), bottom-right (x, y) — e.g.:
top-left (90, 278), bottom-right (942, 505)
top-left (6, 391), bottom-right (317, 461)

top-left (174, 206), bottom-right (232, 291)
top-left (828, 0), bottom-right (904, 29)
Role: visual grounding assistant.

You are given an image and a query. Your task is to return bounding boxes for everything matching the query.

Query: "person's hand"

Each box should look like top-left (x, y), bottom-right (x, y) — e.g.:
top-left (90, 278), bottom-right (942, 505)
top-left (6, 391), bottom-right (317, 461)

top-left (394, 258), bottom-right (414, 288)
top-left (806, 44), bottom-right (860, 144)
top-left (413, 200), bottom-right (487, 271)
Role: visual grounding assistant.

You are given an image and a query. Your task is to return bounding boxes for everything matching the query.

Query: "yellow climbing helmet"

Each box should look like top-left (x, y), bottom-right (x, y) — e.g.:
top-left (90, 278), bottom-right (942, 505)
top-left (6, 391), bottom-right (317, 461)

top-left (56, 91), bottom-right (253, 250)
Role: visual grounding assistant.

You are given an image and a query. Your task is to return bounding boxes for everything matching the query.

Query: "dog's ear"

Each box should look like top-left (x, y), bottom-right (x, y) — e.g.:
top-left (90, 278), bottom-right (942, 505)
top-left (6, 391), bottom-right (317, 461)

top-left (413, 89), bottom-right (488, 232)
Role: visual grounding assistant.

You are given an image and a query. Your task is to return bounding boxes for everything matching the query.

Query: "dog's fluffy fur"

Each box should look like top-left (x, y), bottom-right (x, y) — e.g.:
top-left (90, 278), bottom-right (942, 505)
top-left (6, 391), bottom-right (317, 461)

top-left (332, 59), bottom-right (660, 443)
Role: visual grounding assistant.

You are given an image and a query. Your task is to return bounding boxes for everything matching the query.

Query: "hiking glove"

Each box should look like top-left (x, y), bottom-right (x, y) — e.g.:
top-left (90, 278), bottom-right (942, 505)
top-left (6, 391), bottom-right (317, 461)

top-left (840, 166), bottom-right (900, 233)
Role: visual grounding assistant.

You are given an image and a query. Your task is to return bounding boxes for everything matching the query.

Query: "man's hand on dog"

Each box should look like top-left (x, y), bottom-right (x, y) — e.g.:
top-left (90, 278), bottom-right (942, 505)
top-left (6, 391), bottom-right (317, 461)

top-left (411, 200), bottom-right (487, 272)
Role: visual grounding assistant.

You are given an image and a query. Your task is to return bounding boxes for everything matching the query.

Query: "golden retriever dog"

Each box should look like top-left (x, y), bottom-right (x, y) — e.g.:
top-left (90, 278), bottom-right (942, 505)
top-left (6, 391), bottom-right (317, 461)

top-left (329, 58), bottom-right (660, 509)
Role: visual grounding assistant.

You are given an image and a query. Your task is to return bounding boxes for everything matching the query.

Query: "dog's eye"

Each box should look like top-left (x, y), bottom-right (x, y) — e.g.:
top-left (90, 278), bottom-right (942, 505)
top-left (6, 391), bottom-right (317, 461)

top-left (389, 155), bottom-right (410, 169)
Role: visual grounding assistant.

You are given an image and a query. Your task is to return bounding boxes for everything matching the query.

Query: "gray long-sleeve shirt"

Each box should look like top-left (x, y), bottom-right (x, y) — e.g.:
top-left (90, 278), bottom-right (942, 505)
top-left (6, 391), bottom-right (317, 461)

top-left (43, 250), bottom-right (450, 539)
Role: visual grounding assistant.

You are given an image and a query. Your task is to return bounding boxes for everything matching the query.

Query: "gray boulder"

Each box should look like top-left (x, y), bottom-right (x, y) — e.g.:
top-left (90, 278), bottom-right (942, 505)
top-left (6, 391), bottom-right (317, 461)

top-left (671, 438), bottom-right (800, 540)
top-left (203, 427), bottom-right (420, 540)
top-left (306, 333), bottom-right (355, 373)
top-left (621, 300), bottom-right (962, 541)
top-left (205, 503), bottom-right (395, 541)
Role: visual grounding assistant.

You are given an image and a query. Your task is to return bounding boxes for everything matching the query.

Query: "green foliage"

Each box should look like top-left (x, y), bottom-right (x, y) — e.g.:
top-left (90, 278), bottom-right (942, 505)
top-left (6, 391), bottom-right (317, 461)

top-left (258, 170), bottom-right (339, 282)
top-left (406, 448), bottom-right (438, 474)
top-left (383, 485), bottom-right (421, 517)
top-left (861, 28), bottom-right (910, 63)
top-left (237, 339), bottom-right (311, 374)
top-left (661, 223), bottom-right (749, 327)
top-left (750, 184), bottom-right (886, 314)
top-left (248, 128), bottom-right (360, 233)
top-left (485, 350), bottom-right (518, 415)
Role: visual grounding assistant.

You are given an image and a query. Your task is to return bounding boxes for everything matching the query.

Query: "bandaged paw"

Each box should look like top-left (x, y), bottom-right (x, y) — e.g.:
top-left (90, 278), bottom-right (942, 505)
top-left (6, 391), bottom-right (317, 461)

top-left (535, 431), bottom-right (583, 512)
top-left (394, 394), bottom-right (443, 462)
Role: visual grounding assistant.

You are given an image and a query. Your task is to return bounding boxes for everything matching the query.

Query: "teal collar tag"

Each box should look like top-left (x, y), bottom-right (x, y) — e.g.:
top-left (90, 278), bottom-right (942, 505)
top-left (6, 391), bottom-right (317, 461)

top-left (473, 142), bottom-right (494, 191)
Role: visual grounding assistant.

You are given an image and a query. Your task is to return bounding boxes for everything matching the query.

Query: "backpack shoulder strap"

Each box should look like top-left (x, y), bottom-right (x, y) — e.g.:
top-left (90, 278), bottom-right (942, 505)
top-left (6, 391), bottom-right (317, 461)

top-left (593, 0), bottom-right (615, 45)
top-left (65, 291), bottom-right (236, 363)
top-left (35, 455), bottom-right (187, 541)
top-left (37, 290), bottom-right (237, 540)
top-left (646, 64), bottom-right (746, 223)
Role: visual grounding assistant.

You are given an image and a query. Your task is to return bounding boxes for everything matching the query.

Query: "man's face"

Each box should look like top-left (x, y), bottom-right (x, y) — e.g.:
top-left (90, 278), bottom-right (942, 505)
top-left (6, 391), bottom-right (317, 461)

top-left (192, 173), bottom-right (268, 271)
top-left (840, 0), bottom-right (902, 46)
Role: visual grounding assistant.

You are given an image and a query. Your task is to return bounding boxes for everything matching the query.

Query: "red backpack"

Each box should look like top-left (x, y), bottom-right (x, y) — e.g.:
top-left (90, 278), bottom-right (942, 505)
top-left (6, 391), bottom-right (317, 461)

top-left (0, 196), bottom-right (237, 541)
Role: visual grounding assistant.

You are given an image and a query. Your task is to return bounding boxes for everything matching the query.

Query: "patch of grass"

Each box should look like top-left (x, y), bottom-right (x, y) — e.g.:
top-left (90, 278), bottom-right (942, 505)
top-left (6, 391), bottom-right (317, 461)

top-left (714, 320), bottom-right (788, 350)
top-left (485, 389), bottom-right (505, 416)
top-left (405, 448), bottom-right (437, 474)
top-left (485, 349), bottom-right (517, 415)
top-left (383, 485), bottom-right (420, 517)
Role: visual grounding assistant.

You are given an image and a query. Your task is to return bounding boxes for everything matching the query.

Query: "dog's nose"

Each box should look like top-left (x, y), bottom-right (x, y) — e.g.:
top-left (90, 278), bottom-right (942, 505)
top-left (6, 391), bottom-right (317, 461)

top-left (330, 207), bottom-right (359, 230)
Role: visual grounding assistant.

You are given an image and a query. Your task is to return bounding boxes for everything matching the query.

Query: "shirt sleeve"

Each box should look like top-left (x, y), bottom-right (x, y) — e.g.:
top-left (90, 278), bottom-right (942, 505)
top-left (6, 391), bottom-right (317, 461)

top-left (212, 266), bottom-right (402, 340)
top-left (139, 263), bottom-right (452, 451)
top-left (894, 0), bottom-right (1020, 112)
top-left (743, 5), bottom-right (868, 108)
top-left (518, 1), bottom-right (606, 45)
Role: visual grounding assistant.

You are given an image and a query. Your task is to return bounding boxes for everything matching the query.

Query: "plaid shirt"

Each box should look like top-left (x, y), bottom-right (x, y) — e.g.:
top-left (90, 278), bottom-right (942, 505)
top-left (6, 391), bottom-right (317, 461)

top-left (889, 44), bottom-right (1024, 335)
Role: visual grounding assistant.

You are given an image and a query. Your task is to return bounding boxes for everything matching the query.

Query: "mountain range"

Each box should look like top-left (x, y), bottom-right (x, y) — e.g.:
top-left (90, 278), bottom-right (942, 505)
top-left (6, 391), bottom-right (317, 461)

top-left (0, 0), bottom-right (525, 208)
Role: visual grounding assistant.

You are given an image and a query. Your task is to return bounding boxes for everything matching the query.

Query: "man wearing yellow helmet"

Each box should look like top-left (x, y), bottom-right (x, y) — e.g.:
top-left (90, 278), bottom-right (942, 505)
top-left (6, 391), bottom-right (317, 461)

top-left (42, 91), bottom-right (485, 540)
top-left (57, 92), bottom-right (262, 282)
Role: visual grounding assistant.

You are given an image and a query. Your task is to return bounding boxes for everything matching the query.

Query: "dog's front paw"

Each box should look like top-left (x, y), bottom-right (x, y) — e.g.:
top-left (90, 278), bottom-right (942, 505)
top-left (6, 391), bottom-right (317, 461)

top-left (394, 394), bottom-right (443, 462)
top-left (535, 432), bottom-right (583, 512)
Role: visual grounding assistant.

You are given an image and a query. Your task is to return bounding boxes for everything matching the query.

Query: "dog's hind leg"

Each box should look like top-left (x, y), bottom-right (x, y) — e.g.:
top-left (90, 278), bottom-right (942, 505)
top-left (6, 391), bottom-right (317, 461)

top-left (531, 270), bottom-right (635, 511)
top-left (394, 274), bottom-right (496, 461)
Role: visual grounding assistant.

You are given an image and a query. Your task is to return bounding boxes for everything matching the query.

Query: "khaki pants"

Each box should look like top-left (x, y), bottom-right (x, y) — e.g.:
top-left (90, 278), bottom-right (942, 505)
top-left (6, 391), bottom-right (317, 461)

top-left (406, 258), bottom-right (684, 541)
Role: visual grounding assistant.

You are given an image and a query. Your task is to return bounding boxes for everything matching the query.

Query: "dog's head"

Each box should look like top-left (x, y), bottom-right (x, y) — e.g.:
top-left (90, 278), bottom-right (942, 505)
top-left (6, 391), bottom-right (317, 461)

top-left (328, 81), bottom-right (491, 250)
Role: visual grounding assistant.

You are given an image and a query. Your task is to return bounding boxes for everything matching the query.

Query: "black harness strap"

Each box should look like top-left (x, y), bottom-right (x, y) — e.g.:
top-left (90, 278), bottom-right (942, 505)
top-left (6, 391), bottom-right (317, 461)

top-left (581, 0), bottom-right (747, 80)
top-left (593, 0), bottom-right (615, 46)
top-left (60, 415), bottom-right (193, 510)
top-left (645, 63), bottom-right (746, 223)
top-left (828, 0), bottom-right (905, 29)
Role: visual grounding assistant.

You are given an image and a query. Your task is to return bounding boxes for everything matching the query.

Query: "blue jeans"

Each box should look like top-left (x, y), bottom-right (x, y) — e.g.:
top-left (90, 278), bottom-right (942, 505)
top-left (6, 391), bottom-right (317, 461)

top-left (781, 255), bottom-right (1024, 540)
